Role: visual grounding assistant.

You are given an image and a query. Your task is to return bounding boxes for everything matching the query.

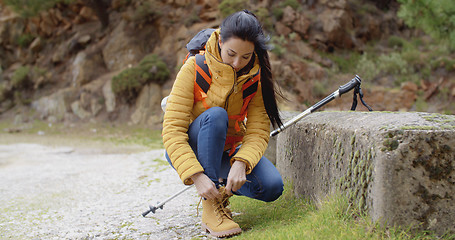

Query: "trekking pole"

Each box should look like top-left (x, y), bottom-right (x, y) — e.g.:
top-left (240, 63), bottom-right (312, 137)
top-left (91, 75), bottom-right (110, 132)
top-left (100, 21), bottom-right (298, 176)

top-left (271, 74), bottom-right (371, 137)
top-left (142, 185), bottom-right (193, 217)
top-left (143, 74), bottom-right (371, 217)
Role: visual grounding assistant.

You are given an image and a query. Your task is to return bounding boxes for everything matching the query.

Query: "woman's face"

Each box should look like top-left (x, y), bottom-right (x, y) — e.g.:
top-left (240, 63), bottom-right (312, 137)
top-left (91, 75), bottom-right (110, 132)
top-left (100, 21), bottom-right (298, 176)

top-left (219, 37), bottom-right (254, 72)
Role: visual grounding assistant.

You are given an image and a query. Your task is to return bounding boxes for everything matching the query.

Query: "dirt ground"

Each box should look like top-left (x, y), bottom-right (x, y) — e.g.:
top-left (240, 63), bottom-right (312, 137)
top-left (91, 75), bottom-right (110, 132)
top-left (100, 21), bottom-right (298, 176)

top-left (0, 134), bottom-right (206, 239)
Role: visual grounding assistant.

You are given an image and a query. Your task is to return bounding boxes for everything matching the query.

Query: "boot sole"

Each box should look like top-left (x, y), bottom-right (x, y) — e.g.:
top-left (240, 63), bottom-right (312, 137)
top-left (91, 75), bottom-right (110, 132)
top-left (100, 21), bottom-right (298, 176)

top-left (202, 223), bottom-right (242, 238)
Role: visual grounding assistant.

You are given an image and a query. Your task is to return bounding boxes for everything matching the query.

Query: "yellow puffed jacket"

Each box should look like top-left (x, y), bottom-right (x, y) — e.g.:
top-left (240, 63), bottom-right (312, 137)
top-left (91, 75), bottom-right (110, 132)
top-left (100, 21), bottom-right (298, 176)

top-left (162, 29), bottom-right (270, 185)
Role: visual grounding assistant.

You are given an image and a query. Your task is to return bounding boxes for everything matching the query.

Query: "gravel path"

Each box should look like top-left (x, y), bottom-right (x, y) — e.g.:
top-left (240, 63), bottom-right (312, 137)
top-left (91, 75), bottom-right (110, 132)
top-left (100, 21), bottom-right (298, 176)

top-left (0, 143), bottom-right (205, 239)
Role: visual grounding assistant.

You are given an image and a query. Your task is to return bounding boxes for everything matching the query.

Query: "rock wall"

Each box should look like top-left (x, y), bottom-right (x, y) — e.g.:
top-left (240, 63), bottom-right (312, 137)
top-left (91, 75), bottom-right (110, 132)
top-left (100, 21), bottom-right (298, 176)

top-left (4, 0), bottom-right (441, 126)
top-left (274, 111), bottom-right (455, 235)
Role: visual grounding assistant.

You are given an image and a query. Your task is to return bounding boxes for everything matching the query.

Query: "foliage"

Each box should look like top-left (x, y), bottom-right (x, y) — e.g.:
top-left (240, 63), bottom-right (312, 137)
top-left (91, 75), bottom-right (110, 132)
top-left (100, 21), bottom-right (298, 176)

top-left (16, 34), bottom-right (35, 48)
top-left (271, 8), bottom-right (284, 21)
top-left (354, 33), bottom-right (454, 87)
top-left (131, 0), bottom-right (161, 24)
top-left (387, 35), bottom-right (406, 49)
top-left (184, 10), bottom-right (201, 28)
top-left (112, 54), bottom-right (170, 103)
top-left (355, 53), bottom-right (380, 82)
top-left (376, 52), bottom-right (409, 75)
top-left (279, 0), bottom-right (300, 10)
top-left (4, 0), bottom-right (74, 18)
top-left (323, 51), bottom-right (362, 74)
top-left (270, 35), bottom-right (287, 58)
top-left (218, 0), bottom-right (247, 18)
top-left (255, 7), bottom-right (273, 32)
top-left (397, 0), bottom-right (455, 50)
top-left (11, 66), bottom-right (30, 89)
top-left (0, 83), bottom-right (6, 102)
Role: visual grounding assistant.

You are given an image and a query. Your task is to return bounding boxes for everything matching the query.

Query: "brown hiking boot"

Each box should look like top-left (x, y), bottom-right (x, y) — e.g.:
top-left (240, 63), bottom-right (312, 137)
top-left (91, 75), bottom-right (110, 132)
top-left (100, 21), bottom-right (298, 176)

top-left (201, 186), bottom-right (242, 238)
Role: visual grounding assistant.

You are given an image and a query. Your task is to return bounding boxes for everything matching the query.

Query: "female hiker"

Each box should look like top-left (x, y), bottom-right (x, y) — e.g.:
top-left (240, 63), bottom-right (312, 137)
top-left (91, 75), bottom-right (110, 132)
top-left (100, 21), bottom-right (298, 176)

top-left (162, 10), bottom-right (284, 238)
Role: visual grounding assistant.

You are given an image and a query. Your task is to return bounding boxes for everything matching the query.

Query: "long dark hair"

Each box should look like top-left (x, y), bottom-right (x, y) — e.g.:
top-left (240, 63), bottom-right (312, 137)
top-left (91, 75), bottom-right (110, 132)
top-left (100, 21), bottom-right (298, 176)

top-left (220, 10), bottom-right (283, 128)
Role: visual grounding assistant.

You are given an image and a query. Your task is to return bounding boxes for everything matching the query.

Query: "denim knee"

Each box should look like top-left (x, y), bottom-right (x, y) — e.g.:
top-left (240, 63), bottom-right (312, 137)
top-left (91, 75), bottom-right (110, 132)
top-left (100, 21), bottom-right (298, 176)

top-left (261, 175), bottom-right (284, 202)
top-left (201, 107), bottom-right (228, 131)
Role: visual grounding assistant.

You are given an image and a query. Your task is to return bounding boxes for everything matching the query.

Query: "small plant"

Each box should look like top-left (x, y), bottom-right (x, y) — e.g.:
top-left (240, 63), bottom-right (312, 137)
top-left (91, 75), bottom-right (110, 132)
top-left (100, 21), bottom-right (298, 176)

top-left (312, 80), bottom-right (328, 98)
top-left (218, 0), bottom-right (247, 18)
top-left (4, 0), bottom-right (74, 18)
top-left (272, 8), bottom-right (284, 21)
top-left (280, 0), bottom-right (300, 10)
top-left (387, 35), bottom-right (406, 49)
top-left (355, 53), bottom-right (380, 81)
top-left (255, 7), bottom-right (273, 32)
top-left (184, 10), bottom-right (201, 27)
top-left (415, 91), bottom-right (428, 112)
top-left (0, 83), bottom-right (6, 102)
top-left (112, 54), bottom-right (170, 103)
top-left (376, 52), bottom-right (409, 75)
top-left (131, 0), bottom-right (160, 24)
top-left (16, 34), bottom-right (34, 48)
top-left (11, 66), bottom-right (30, 89)
top-left (270, 35), bottom-right (287, 58)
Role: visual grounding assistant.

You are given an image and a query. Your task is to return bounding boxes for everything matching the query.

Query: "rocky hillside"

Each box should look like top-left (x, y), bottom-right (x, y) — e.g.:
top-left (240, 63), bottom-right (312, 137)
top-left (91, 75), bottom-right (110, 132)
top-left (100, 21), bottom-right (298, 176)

top-left (0, 0), bottom-right (454, 129)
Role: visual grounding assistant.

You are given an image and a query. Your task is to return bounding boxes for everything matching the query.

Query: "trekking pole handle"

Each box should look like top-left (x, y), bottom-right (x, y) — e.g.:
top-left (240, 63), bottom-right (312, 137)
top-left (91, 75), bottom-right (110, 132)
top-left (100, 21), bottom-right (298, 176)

top-left (270, 75), bottom-right (363, 137)
top-left (338, 75), bottom-right (361, 96)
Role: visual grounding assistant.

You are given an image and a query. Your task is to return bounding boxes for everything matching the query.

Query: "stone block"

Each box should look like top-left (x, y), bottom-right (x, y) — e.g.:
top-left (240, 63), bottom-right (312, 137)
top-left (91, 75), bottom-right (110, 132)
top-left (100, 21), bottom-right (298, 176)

top-left (276, 111), bottom-right (455, 235)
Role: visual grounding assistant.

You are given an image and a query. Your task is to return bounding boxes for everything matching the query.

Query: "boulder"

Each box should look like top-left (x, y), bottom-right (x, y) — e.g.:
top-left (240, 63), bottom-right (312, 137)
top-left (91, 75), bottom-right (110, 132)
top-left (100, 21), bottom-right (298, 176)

top-left (102, 20), bottom-right (144, 71)
top-left (318, 8), bottom-right (355, 49)
top-left (71, 100), bottom-right (91, 119)
top-left (276, 111), bottom-right (455, 236)
top-left (130, 82), bottom-right (163, 126)
top-left (102, 78), bottom-right (116, 113)
top-left (71, 51), bottom-right (105, 87)
top-left (31, 88), bottom-right (78, 121)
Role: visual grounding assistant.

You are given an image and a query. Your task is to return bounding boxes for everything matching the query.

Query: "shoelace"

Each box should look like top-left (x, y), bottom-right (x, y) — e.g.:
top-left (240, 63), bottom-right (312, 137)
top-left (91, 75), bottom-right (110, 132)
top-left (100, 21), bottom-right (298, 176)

top-left (215, 196), bottom-right (233, 220)
top-left (196, 195), bottom-right (233, 219)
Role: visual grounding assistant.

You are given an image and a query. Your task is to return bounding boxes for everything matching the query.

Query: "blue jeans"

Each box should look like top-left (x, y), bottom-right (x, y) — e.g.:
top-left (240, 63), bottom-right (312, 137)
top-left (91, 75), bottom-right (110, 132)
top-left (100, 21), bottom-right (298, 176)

top-left (166, 107), bottom-right (283, 202)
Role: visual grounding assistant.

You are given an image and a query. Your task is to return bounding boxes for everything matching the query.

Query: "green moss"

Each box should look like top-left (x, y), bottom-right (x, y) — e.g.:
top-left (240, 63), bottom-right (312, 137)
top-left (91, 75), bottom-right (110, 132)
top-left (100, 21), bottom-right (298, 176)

top-left (382, 129), bottom-right (404, 151)
top-left (334, 143), bottom-right (376, 214)
top-left (421, 113), bottom-right (455, 124)
top-left (400, 126), bottom-right (441, 130)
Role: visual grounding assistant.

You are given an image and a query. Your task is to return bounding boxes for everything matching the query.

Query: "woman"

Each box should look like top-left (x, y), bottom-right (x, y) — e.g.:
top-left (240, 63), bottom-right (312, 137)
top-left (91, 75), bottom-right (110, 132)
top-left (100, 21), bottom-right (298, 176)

top-left (162, 10), bottom-right (284, 238)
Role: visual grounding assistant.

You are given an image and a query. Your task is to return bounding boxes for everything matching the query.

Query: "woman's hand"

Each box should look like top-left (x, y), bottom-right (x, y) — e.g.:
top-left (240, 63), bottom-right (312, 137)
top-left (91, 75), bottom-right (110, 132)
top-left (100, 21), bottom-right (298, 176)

top-left (191, 172), bottom-right (221, 200)
top-left (225, 161), bottom-right (247, 195)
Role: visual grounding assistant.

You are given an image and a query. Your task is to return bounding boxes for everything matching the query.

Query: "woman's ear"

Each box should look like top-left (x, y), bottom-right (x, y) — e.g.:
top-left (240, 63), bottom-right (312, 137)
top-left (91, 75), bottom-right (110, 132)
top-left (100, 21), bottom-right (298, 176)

top-left (218, 39), bottom-right (223, 48)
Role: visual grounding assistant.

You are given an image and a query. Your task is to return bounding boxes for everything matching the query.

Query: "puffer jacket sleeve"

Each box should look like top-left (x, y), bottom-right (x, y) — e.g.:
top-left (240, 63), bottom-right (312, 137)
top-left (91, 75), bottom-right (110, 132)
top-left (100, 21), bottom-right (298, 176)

top-left (162, 57), bottom-right (203, 185)
top-left (231, 82), bottom-right (270, 174)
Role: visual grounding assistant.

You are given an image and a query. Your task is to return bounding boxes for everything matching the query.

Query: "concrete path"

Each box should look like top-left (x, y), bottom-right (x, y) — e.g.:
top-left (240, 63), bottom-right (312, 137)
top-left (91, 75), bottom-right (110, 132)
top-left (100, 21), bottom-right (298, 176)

top-left (0, 143), bottom-right (204, 239)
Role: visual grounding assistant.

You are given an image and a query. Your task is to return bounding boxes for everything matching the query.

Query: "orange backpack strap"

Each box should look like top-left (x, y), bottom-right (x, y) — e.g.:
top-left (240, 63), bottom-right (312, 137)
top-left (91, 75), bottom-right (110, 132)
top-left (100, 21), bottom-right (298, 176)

top-left (225, 135), bottom-right (244, 156)
top-left (228, 69), bottom-right (261, 132)
top-left (194, 52), bottom-right (212, 109)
